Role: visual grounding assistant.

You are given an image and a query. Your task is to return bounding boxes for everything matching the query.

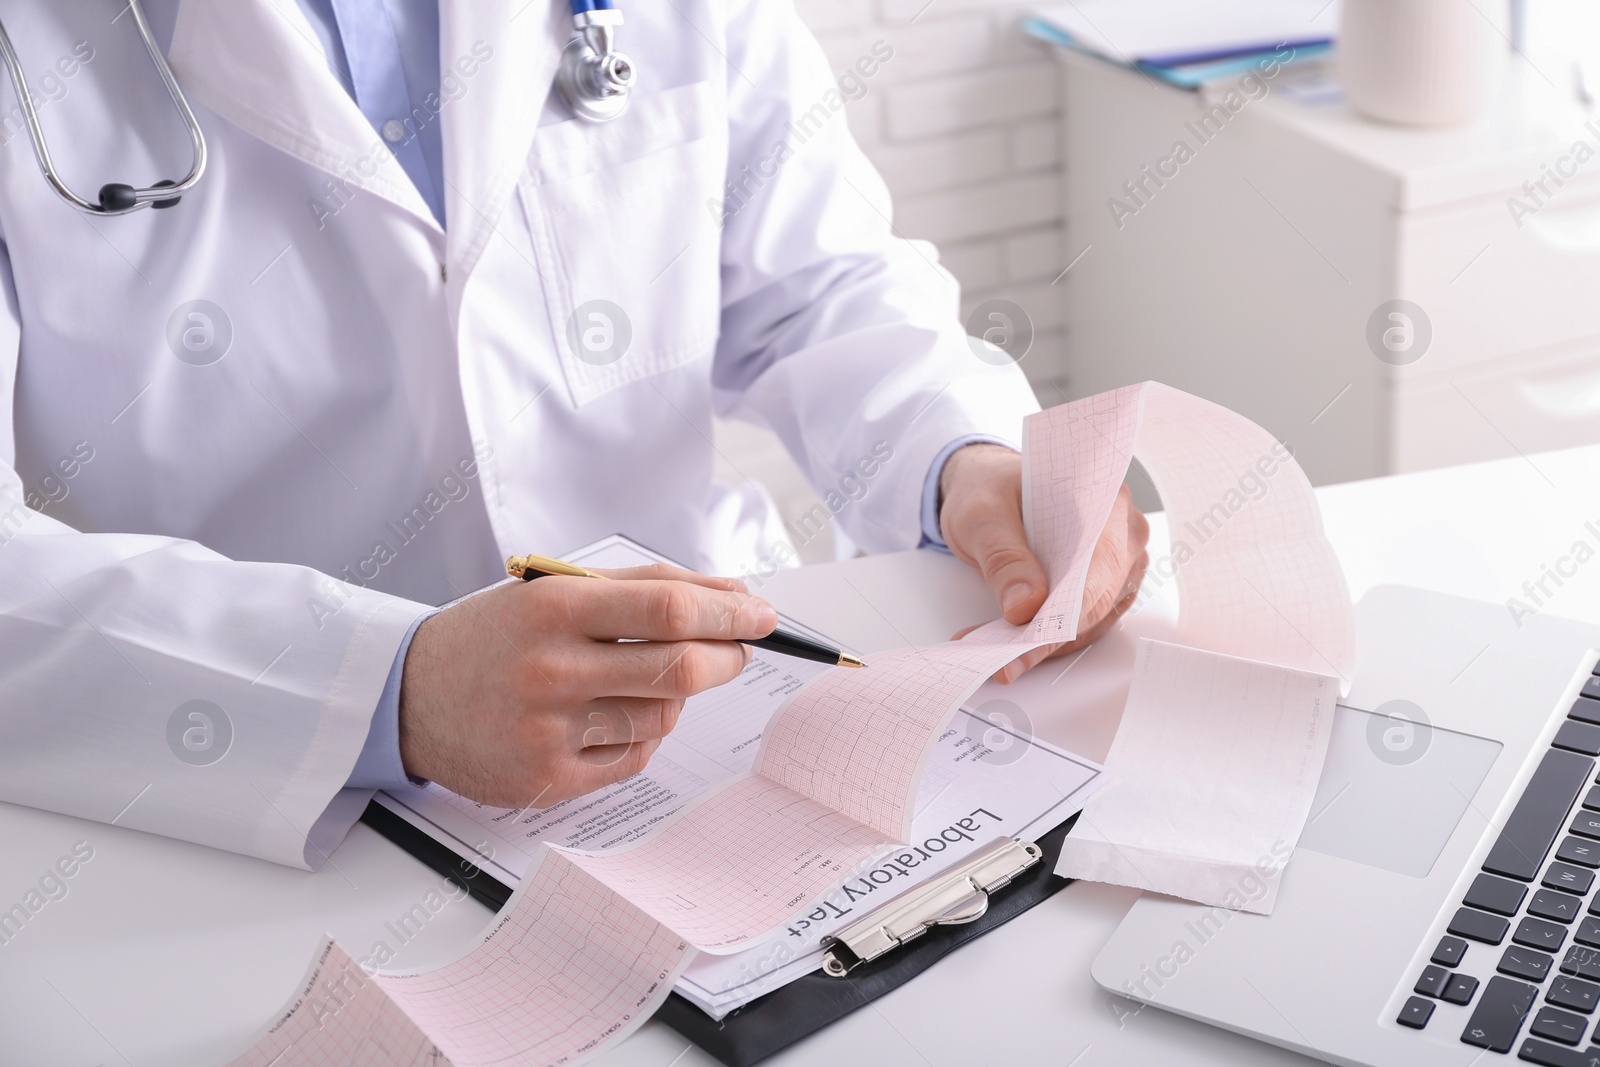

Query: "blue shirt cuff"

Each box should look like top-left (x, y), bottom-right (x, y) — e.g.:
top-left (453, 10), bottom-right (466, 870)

top-left (918, 435), bottom-right (1020, 552)
top-left (346, 609), bottom-right (438, 791)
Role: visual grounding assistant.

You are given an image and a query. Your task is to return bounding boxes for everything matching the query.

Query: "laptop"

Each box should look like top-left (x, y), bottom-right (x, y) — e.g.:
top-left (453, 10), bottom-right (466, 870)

top-left (1092, 585), bottom-right (1600, 1066)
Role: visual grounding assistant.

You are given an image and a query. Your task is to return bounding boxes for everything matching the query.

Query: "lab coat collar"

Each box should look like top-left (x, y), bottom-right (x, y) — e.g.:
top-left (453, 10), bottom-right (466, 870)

top-left (168, 0), bottom-right (439, 231)
top-left (437, 1), bottom-right (567, 283)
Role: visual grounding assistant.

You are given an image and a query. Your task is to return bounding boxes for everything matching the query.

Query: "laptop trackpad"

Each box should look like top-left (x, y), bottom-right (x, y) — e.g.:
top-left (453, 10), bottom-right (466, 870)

top-left (1297, 705), bottom-right (1502, 878)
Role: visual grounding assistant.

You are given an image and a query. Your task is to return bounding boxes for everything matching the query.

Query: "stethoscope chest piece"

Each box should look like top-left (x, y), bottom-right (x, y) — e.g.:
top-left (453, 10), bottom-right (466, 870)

top-left (556, 3), bottom-right (635, 123)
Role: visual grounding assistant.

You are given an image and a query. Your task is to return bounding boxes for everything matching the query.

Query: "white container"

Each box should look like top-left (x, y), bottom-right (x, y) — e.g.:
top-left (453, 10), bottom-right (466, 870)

top-left (1339, 0), bottom-right (1503, 125)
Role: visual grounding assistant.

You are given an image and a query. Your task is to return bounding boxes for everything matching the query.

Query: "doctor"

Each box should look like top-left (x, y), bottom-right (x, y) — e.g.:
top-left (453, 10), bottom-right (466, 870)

top-left (0, 0), bottom-right (1146, 869)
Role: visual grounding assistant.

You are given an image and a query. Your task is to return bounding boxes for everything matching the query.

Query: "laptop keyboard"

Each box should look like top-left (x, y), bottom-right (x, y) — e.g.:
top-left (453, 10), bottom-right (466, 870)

top-left (1399, 667), bottom-right (1600, 1065)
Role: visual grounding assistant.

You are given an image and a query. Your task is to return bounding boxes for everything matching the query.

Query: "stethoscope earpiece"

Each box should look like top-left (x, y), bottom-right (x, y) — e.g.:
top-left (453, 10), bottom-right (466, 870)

top-left (556, 0), bottom-right (635, 123)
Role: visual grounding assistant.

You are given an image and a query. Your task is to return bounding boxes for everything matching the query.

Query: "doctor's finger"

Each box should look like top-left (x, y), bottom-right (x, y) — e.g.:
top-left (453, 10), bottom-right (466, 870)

top-left (584, 638), bottom-right (753, 699)
top-left (994, 642), bottom-right (1065, 684)
top-left (1058, 575), bottom-right (1145, 655)
top-left (1080, 489), bottom-right (1150, 625)
top-left (561, 578), bottom-right (778, 642)
top-left (589, 562), bottom-right (749, 594)
top-left (967, 513), bottom-right (1051, 627)
top-left (1080, 539), bottom-right (1150, 637)
top-left (570, 739), bottom-right (664, 781)
top-left (561, 697), bottom-right (686, 748)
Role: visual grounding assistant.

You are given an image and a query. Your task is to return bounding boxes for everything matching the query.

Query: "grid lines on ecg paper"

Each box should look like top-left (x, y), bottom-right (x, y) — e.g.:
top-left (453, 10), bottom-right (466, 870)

top-left (566, 774), bottom-right (891, 949)
top-left (1024, 385), bottom-right (1142, 643)
top-left (377, 855), bottom-right (689, 1067)
top-left (754, 641), bottom-right (1034, 840)
top-left (1135, 385), bottom-right (1354, 684)
top-left (225, 941), bottom-right (449, 1067)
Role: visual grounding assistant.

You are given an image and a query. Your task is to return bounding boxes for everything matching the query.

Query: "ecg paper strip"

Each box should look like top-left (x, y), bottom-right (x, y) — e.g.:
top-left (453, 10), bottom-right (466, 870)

top-left (225, 940), bottom-right (450, 1067)
top-left (374, 850), bottom-right (691, 1067)
top-left (1033, 383), bottom-right (1355, 911)
top-left (564, 774), bottom-right (893, 952)
top-left (235, 382), bottom-right (1356, 1062)
top-left (754, 640), bottom-right (1041, 840)
top-left (1137, 385), bottom-right (1354, 685)
top-left (1023, 381), bottom-right (1355, 688)
top-left (1055, 640), bottom-right (1336, 915)
top-left (1020, 383), bottom-right (1144, 643)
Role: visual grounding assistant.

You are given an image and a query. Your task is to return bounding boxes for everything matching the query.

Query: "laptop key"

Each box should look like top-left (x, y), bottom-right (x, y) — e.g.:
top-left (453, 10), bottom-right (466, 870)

top-left (1575, 697), bottom-right (1600, 726)
top-left (1578, 917), bottom-right (1600, 948)
top-left (1547, 863), bottom-right (1596, 895)
top-left (1501, 945), bottom-right (1555, 982)
top-left (1573, 811), bottom-right (1600, 841)
top-left (1531, 1006), bottom-right (1589, 1046)
top-left (1468, 873), bottom-right (1531, 915)
top-left (1561, 837), bottom-right (1600, 868)
top-left (1586, 786), bottom-right (1600, 812)
top-left (1485, 749), bottom-right (1595, 881)
top-left (1516, 1037), bottom-right (1600, 1066)
top-left (1452, 906), bottom-right (1512, 945)
top-left (1549, 976), bottom-right (1600, 1014)
top-left (1535, 889), bottom-right (1585, 923)
top-left (1445, 973), bottom-right (1481, 1005)
top-left (1555, 721), bottom-right (1600, 757)
top-left (1562, 945), bottom-right (1600, 981)
top-left (1461, 975), bottom-right (1538, 1052)
top-left (1586, 677), bottom-right (1600, 700)
top-left (1398, 995), bottom-right (1434, 1029)
top-left (1519, 917), bottom-right (1572, 953)
top-left (1434, 935), bottom-right (1469, 966)
top-left (1416, 964), bottom-right (1451, 997)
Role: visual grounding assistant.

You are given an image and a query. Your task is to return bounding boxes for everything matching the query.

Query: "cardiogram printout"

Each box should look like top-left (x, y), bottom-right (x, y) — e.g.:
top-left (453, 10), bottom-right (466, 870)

top-left (230, 383), bottom-right (1355, 1063)
top-left (1041, 382), bottom-right (1354, 913)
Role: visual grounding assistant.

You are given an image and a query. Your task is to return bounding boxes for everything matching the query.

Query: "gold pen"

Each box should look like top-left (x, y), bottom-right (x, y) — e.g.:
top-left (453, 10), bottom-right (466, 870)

top-left (508, 554), bottom-right (866, 669)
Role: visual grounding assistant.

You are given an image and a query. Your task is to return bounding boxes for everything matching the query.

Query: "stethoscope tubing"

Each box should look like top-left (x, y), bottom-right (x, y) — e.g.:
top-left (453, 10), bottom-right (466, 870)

top-left (0, 0), bottom-right (633, 215)
top-left (0, 0), bottom-right (205, 215)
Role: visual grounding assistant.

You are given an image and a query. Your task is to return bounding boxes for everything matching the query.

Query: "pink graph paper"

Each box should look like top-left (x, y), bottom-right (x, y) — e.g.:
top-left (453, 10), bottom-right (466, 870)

top-left (231, 381), bottom-right (1350, 1064)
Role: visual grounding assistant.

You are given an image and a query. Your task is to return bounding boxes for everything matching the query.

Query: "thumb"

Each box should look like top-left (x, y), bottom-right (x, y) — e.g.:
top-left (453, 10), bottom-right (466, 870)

top-left (966, 514), bottom-right (1050, 626)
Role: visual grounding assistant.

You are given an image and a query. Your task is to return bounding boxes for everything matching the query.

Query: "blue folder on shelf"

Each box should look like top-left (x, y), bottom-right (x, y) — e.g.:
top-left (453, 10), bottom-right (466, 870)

top-left (1023, 0), bottom-right (1337, 89)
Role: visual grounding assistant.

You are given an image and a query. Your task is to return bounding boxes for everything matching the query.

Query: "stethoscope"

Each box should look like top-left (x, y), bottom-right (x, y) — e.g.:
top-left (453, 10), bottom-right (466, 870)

top-left (556, 0), bottom-right (637, 123)
top-left (0, 0), bottom-right (636, 218)
top-left (0, 0), bottom-right (204, 215)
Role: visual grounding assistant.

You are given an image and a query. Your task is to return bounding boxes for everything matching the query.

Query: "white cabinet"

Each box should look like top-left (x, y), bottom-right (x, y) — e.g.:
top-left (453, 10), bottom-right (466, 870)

top-left (1057, 47), bottom-right (1600, 485)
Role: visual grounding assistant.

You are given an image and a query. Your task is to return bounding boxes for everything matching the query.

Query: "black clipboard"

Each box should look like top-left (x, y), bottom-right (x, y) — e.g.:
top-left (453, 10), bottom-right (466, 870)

top-left (360, 801), bottom-right (1077, 1066)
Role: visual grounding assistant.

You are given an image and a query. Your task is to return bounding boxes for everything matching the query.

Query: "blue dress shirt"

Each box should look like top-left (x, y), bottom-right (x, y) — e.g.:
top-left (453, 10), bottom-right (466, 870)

top-left (296, 0), bottom-right (446, 226)
top-left (304, 0), bottom-right (1006, 789)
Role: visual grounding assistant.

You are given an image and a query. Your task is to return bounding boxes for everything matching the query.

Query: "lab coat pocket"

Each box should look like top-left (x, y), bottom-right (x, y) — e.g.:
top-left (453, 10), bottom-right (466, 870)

top-left (520, 80), bottom-right (728, 407)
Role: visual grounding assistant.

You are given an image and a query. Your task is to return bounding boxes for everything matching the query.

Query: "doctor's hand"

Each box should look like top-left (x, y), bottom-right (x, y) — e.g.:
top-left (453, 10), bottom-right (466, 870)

top-left (939, 443), bottom-right (1149, 683)
top-left (396, 565), bottom-right (777, 809)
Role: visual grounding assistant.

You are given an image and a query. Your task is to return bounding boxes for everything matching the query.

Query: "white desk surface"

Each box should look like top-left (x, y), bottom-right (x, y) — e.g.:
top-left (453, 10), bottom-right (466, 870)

top-left (6, 444), bottom-right (1600, 1067)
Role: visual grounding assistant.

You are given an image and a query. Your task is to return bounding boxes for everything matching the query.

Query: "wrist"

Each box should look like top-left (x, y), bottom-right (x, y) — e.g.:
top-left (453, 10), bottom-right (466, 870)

top-left (939, 442), bottom-right (1014, 498)
top-left (937, 443), bottom-right (1019, 541)
top-left (397, 611), bottom-right (446, 782)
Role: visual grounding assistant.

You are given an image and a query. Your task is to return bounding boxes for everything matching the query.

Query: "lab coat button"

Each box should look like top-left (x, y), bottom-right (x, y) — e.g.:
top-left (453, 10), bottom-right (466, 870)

top-left (382, 119), bottom-right (407, 143)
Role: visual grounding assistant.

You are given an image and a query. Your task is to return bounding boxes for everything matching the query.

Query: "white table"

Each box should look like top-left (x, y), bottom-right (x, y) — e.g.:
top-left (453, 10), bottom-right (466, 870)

top-left (6, 444), bottom-right (1600, 1067)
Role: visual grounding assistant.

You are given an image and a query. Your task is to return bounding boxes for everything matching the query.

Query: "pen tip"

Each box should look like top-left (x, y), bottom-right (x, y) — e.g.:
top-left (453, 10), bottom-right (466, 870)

top-left (838, 653), bottom-right (867, 669)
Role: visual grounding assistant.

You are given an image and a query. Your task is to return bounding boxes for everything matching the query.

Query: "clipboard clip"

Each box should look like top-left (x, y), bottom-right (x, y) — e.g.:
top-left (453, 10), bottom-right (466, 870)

top-left (820, 837), bottom-right (1043, 977)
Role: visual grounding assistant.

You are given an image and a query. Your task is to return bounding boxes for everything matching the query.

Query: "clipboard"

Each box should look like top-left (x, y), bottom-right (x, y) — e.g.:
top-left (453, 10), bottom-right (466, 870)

top-left (360, 801), bottom-right (1079, 1066)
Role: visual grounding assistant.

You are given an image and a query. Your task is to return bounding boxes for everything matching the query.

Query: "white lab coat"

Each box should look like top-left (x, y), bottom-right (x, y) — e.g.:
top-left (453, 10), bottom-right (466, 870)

top-left (0, 0), bottom-right (1037, 868)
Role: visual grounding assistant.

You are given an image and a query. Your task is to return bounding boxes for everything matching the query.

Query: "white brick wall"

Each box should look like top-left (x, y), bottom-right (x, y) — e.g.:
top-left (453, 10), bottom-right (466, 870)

top-left (714, 2), bottom-right (1070, 564)
top-left (797, 0), bottom-right (1070, 391)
